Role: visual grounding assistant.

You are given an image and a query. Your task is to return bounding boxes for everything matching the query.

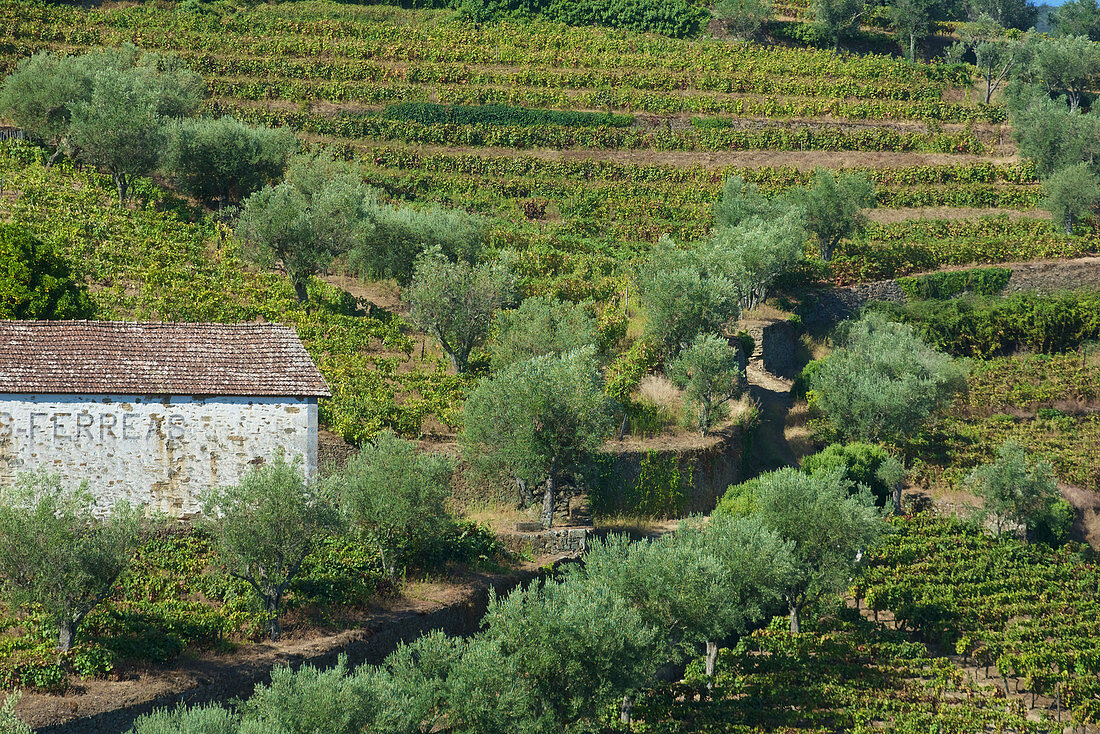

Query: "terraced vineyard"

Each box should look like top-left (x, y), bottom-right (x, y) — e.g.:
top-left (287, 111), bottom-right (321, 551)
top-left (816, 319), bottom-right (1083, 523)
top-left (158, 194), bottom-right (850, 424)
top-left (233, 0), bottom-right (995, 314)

top-left (0, 0), bottom-right (1074, 299)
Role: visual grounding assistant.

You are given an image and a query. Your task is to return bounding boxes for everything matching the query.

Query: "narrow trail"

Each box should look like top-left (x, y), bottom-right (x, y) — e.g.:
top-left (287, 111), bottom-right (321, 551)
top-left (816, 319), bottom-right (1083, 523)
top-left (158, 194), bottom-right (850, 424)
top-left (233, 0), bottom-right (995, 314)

top-left (744, 363), bottom-right (799, 476)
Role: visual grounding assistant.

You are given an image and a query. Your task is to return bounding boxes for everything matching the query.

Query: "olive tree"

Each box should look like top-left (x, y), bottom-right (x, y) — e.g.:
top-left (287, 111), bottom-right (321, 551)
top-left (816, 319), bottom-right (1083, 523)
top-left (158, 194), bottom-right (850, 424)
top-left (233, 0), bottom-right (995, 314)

top-left (333, 430), bottom-right (454, 579)
top-left (1043, 162), bottom-right (1100, 235)
top-left (163, 116), bottom-right (296, 208)
top-left (667, 333), bottom-right (745, 436)
top-left (948, 17), bottom-right (1024, 104)
top-left (1008, 87), bottom-right (1100, 175)
top-left (964, 439), bottom-right (1060, 539)
top-left (711, 0), bottom-right (772, 38)
top-left (712, 212), bottom-right (806, 311)
top-left (407, 248), bottom-right (513, 374)
top-left (810, 312), bottom-right (968, 444)
top-left (717, 467), bottom-right (886, 634)
top-left (200, 455), bottom-right (344, 640)
top-left (0, 472), bottom-right (142, 652)
top-left (783, 167), bottom-right (876, 262)
top-left (235, 152), bottom-right (371, 304)
top-left (1021, 34), bottom-right (1100, 113)
top-left (637, 235), bottom-right (740, 357)
top-left (488, 294), bottom-right (598, 371)
top-left (351, 201), bottom-right (486, 285)
top-left (968, 0), bottom-right (1036, 29)
top-left (888, 0), bottom-right (939, 60)
top-left (461, 347), bottom-right (613, 528)
top-left (811, 0), bottom-right (867, 50)
top-left (1052, 0), bottom-right (1100, 40)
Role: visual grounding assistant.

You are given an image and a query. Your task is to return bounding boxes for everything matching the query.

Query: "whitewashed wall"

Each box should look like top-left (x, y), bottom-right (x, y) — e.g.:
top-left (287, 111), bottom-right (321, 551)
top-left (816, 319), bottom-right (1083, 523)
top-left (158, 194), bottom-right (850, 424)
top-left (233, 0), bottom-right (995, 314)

top-left (0, 394), bottom-right (319, 516)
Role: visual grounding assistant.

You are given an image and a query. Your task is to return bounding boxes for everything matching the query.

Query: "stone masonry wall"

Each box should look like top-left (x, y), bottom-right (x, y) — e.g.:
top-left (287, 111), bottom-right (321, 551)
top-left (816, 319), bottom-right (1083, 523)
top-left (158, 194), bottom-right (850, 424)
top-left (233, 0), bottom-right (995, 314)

top-left (804, 257), bottom-right (1100, 326)
top-left (0, 394), bottom-right (318, 516)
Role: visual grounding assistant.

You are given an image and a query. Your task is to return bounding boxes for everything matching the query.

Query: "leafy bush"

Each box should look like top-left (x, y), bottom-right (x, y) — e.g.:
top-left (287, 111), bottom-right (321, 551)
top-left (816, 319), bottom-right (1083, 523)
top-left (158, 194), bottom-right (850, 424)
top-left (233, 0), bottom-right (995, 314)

top-left (0, 223), bottom-right (96, 319)
top-left (896, 267), bottom-right (1011, 301)
top-left (489, 294), bottom-right (598, 370)
top-left (383, 102), bottom-right (633, 128)
top-left (869, 291), bottom-right (1100, 358)
top-left (801, 442), bottom-right (892, 505)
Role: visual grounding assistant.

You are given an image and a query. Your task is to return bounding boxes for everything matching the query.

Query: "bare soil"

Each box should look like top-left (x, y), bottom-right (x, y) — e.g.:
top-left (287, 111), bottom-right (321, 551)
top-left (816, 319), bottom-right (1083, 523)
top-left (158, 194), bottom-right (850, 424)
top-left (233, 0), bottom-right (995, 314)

top-left (16, 562), bottom-right (558, 733)
top-left (866, 206), bottom-right (1049, 224)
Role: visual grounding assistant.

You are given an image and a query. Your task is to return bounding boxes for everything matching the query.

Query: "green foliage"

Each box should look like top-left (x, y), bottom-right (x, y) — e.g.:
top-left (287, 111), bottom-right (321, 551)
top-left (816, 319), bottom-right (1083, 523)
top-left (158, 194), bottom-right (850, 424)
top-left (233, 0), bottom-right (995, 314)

top-left (462, 347), bottom-right (613, 527)
top-left (715, 466), bottom-right (886, 632)
top-left (969, 0), bottom-right (1036, 29)
top-left (1020, 34), bottom-right (1100, 112)
top-left (896, 266), bottom-right (1011, 300)
top-left (1052, 0), bottom-right (1100, 40)
top-left (964, 439), bottom-right (1061, 540)
top-left (128, 704), bottom-right (241, 734)
top-left (200, 456), bottom-right (344, 639)
top-left (351, 198), bottom-right (486, 285)
top-left (162, 116), bottom-right (296, 207)
top-left (0, 694), bottom-right (30, 734)
top-left (383, 102), bottom-right (633, 128)
top-left (667, 333), bottom-right (744, 436)
top-left (408, 248), bottom-right (513, 374)
top-left (480, 569), bottom-right (660, 732)
top-left (801, 442), bottom-right (892, 505)
top-left (869, 291), bottom-right (1100, 357)
top-left (1042, 162), bottom-right (1100, 235)
top-left (887, 0), bottom-right (939, 60)
top-left (637, 235), bottom-right (740, 357)
top-left (712, 0), bottom-right (772, 38)
top-left (785, 167), bottom-right (876, 261)
top-left (948, 16), bottom-right (1024, 103)
top-left (712, 210), bottom-right (806, 311)
top-left (1007, 84), bottom-right (1100, 175)
top-left (810, 312), bottom-right (968, 444)
top-left (811, 0), bottom-right (867, 49)
top-left (633, 451), bottom-right (690, 518)
top-left (489, 294), bottom-right (598, 371)
top-left (0, 221), bottom-right (96, 319)
top-left (235, 151), bottom-right (371, 303)
top-left (241, 656), bottom-right (377, 734)
top-left (0, 471), bottom-right (142, 652)
top-left (334, 430), bottom-right (454, 578)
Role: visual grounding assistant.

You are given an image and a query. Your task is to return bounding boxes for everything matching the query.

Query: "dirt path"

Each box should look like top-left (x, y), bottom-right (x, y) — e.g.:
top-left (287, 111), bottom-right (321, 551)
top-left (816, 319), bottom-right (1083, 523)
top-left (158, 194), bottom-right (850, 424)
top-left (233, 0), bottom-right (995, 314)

top-left (744, 364), bottom-right (800, 475)
top-left (17, 562), bottom-right (560, 734)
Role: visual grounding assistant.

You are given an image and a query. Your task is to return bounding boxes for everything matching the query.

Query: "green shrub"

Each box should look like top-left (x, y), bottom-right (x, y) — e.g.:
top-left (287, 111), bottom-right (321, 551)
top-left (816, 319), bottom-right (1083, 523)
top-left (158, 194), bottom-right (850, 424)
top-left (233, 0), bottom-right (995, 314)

top-left (383, 102), bottom-right (633, 129)
top-left (869, 291), bottom-right (1100, 358)
top-left (0, 222), bottom-right (96, 319)
top-left (896, 267), bottom-right (1011, 300)
top-left (801, 442), bottom-right (891, 506)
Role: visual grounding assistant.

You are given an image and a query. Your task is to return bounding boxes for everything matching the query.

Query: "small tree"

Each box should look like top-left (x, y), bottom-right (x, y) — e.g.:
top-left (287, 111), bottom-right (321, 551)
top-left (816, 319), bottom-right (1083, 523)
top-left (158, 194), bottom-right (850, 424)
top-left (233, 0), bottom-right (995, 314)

top-left (716, 467), bottom-right (885, 634)
top-left (407, 249), bottom-right (513, 374)
top-left (1052, 0), bottom-right (1100, 40)
top-left (713, 175), bottom-right (773, 230)
top-left (489, 294), bottom-right (598, 371)
top-left (1042, 162), bottom-right (1100, 235)
top-left (637, 235), bottom-right (740, 357)
top-left (334, 430), bottom-right (454, 579)
top-left (235, 152), bottom-right (370, 304)
top-left (0, 223), bottom-right (96, 319)
top-left (712, 212), bottom-right (805, 311)
top-left (712, 0), bottom-right (773, 38)
top-left (811, 0), bottom-right (868, 50)
top-left (200, 456), bottom-right (344, 639)
top-left (0, 51), bottom-right (95, 162)
top-left (1022, 34), bottom-right (1100, 113)
top-left (968, 0), bottom-right (1037, 30)
top-left (667, 333), bottom-right (745, 436)
top-left (888, 0), bottom-right (939, 60)
top-left (783, 167), bottom-right (876, 262)
top-left (163, 116), bottom-right (296, 208)
top-left (0, 472), bottom-right (141, 652)
top-left (964, 439), bottom-right (1060, 540)
top-left (461, 347), bottom-right (612, 528)
top-left (351, 201), bottom-right (486, 285)
top-left (0, 694), bottom-right (30, 734)
top-left (810, 312), bottom-right (968, 444)
top-left (949, 17), bottom-right (1024, 104)
top-left (1008, 87), bottom-right (1100, 176)
top-left (480, 570), bottom-right (660, 733)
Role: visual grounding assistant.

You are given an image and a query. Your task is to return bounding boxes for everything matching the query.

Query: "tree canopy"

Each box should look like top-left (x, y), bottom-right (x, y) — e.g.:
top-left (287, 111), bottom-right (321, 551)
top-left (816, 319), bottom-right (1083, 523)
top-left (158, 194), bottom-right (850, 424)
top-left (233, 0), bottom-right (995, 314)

top-left (0, 222), bottom-right (96, 319)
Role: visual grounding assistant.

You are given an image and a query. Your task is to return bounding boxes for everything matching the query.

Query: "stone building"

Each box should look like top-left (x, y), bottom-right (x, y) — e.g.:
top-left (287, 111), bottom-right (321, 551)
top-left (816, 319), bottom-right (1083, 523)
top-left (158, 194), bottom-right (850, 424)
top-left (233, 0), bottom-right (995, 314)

top-left (0, 321), bottom-right (330, 516)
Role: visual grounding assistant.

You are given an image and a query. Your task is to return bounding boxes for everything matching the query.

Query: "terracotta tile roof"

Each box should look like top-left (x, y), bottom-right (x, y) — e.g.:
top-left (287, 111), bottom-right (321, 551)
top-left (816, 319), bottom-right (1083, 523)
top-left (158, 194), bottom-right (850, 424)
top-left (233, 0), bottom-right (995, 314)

top-left (0, 321), bottom-right (331, 397)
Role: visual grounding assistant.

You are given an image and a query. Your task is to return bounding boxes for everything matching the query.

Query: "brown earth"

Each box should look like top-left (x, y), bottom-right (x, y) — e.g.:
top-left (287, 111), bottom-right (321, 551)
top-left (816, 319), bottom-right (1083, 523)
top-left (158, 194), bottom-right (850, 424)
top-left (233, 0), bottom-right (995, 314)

top-left (16, 562), bottom-right (560, 734)
top-left (866, 206), bottom-right (1049, 224)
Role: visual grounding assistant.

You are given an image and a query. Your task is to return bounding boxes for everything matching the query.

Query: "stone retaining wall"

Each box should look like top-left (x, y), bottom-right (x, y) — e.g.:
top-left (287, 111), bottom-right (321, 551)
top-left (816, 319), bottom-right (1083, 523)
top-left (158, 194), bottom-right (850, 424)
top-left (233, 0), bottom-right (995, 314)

top-left (804, 257), bottom-right (1100, 326)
